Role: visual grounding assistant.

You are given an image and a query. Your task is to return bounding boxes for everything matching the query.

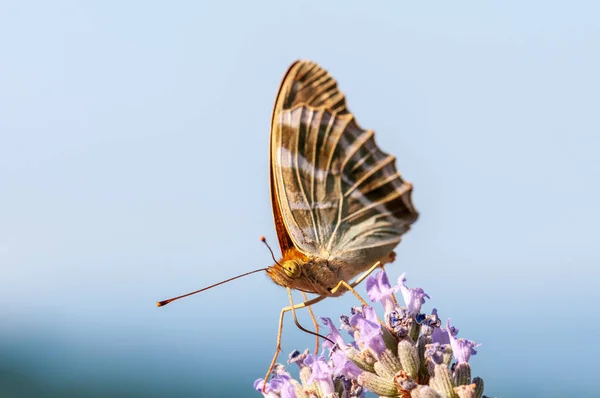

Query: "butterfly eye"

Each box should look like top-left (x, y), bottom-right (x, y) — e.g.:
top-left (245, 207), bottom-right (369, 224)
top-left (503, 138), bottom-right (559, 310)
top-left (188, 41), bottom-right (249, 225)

top-left (282, 260), bottom-right (301, 279)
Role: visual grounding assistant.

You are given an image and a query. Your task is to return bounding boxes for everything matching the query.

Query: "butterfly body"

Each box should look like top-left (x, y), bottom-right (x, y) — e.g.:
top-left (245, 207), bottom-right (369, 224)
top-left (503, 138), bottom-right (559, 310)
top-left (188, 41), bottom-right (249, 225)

top-left (267, 250), bottom-right (395, 297)
top-left (266, 60), bottom-right (418, 297)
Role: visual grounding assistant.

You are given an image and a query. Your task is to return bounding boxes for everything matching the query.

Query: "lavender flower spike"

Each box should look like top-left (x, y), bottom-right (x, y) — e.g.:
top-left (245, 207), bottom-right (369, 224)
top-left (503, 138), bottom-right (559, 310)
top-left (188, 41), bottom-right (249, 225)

top-left (398, 273), bottom-right (430, 315)
top-left (447, 319), bottom-right (480, 364)
top-left (253, 271), bottom-right (487, 397)
top-left (366, 270), bottom-right (399, 314)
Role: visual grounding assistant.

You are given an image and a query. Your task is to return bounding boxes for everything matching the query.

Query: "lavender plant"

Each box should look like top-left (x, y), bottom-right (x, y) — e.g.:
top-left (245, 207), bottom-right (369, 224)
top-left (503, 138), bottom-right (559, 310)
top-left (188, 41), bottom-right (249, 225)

top-left (254, 271), bottom-right (486, 398)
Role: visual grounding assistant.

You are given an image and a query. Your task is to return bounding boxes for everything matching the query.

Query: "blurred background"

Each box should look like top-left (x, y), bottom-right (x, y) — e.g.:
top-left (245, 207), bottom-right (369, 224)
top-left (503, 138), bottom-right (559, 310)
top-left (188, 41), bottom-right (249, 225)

top-left (1, 1), bottom-right (599, 397)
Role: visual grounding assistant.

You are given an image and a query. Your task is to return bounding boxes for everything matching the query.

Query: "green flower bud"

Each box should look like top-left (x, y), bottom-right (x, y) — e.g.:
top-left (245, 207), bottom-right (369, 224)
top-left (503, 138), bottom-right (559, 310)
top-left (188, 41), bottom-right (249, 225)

top-left (398, 339), bottom-right (420, 379)
top-left (472, 376), bottom-right (484, 398)
top-left (453, 362), bottom-right (471, 386)
top-left (429, 363), bottom-right (458, 398)
top-left (358, 372), bottom-right (400, 397)
top-left (382, 325), bottom-right (400, 356)
top-left (379, 348), bottom-right (403, 376)
top-left (346, 347), bottom-right (376, 373)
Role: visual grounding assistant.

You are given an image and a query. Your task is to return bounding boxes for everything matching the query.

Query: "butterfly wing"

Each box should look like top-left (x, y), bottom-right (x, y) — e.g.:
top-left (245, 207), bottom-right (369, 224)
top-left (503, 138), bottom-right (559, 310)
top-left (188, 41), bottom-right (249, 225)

top-left (270, 60), bottom-right (418, 275)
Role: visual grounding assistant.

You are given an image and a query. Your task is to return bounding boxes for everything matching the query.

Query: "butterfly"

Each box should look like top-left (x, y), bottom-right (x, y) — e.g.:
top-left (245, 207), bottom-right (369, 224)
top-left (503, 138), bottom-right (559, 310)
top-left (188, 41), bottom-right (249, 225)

top-left (157, 60), bottom-right (418, 385)
top-left (253, 60), bottom-right (419, 383)
top-left (266, 60), bottom-right (418, 297)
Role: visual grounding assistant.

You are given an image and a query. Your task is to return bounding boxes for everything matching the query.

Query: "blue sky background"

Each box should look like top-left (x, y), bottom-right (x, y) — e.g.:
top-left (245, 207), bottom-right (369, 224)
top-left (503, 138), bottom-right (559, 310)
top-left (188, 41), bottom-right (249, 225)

top-left (1, 1), bottom-right (599, 397)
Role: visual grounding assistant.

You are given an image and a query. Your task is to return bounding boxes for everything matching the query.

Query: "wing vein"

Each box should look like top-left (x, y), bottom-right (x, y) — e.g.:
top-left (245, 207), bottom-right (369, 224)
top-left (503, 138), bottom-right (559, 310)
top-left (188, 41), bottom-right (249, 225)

top-left (344, 155), bottom-right (396, 198)
top-left (340, 129), bottom-right (375, 172)
top-left (341, 181), bottom-right (413, 224)
top-left (293, 109), bottom-right (319, 246)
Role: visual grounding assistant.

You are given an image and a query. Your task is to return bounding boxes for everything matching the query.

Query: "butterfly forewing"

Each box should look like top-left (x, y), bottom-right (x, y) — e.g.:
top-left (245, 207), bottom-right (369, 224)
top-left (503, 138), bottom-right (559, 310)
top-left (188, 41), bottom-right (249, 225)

top-left (270, 60), bottom-right (418, 282)
top-left (270, 61), bottom-right (348, 257)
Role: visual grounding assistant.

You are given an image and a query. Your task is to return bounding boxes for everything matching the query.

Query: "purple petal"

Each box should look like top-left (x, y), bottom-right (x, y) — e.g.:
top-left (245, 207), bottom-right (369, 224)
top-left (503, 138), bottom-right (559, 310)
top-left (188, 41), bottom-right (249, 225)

top-left (280, 384), bottom-right (296, 398)
top-left (304, 354), bottom-right (335, 395)
top-left (447, 319), bottom-right (480, 363)
top-left (254, 379), bottom-right (279, 398)
top-left (340, 315), bottom-right (355, 336)
top-left (269, 374), bottom-right (288, 390)
top-left (330, 347), bottom-right (363, 379)
top-left (288, 349), bottom-right (309, 369)
top-left (320, 316), bottom-right (347, 351)
top-left (253, 379), bottom-right (265, 392)
top-left (304, 354), bottom-right (333, 381)
top-left (350, 306), bottom-right (385, 355)
top-left (398, 273), bottom-right (430, 315)
top-left (431, 325), bottom-right (450, 345)
top-left (366, 271), bottom-right (399, 314)
top-left (424, 342), bottom-right (445, 365)
top-left (363, 306), bottom-right (379, 325)
top-left (270, 374), bottom-right (296, 398)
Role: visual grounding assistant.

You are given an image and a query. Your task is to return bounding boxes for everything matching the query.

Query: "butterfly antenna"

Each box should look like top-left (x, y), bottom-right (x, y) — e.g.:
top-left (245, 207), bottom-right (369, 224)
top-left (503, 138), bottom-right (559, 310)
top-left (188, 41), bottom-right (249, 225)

top-left (261, 236), bottom-right (281, 266)
top-left (156, 268), bottom-right (267, 307)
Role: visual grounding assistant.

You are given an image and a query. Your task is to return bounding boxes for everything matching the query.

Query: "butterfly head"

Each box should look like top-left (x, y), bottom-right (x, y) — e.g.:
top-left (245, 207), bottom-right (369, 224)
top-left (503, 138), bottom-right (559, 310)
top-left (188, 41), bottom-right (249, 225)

top-left (265, 255), bottom-right (341, 296)
top-left (266, 259), bottom-right (302, 288)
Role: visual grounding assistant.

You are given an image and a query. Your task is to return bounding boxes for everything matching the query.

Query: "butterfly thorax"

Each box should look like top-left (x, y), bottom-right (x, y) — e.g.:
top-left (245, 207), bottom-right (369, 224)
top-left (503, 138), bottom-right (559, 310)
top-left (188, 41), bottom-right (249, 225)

top-left (266, 255), bottom-right (350, 297)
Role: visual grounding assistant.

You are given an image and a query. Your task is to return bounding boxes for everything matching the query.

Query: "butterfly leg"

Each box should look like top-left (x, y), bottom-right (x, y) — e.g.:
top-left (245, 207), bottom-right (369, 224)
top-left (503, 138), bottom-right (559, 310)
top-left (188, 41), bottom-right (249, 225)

top-left (328, 279), bottom-right (370, 307)
top-left (301, 291), bottom-right (320, 354)
top-left (329, 260), bottom-right (387, 325)
top-left (329, 278), bottom-right (388, 327)
top-left (348, 260), bottom-right (382, 288)
top-left (263, 299), bottom-right (306, 389)
top-left (263, 290), bottom-right (332, 389)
